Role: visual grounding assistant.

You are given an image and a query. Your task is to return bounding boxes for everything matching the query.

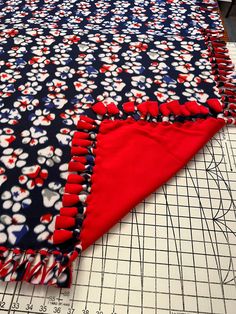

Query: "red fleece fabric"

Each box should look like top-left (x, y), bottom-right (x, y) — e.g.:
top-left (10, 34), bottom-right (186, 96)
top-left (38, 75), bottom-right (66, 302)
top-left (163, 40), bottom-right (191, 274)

top-left (80, 118), bottom-right (225, 250)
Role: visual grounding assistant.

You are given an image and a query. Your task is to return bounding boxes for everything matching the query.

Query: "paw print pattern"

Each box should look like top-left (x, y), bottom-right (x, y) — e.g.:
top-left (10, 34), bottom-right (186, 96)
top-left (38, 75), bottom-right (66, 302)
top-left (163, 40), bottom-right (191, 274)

top-left (13, 96), bottom-right (39, 112)
top-left (19, 165), bottom-right (48, 189)
top-left (0, 148), bottom-right (28, 169)
top-left (21, 126), bottom-right (48, 146)
top-left (29, 109), bottom-right (55, 126)
top-left (0, 108), bottom-right (21, 125)
top-left (42, 182), bottom-right (63, 209)
top-left (0, 0), bottom-right (223, 36)
top-left (1, 186), bottom-right (32, 212)
top-left (56, 128), bottom-right (74, 146)
top-left (33, 213), bottom-right (55, 242)
top-left (37, 146), bottom-right (62, 167)
top-left (0, 128), bottom-right (16, 148)
top-left (0, 214), bottom-right (29, 245)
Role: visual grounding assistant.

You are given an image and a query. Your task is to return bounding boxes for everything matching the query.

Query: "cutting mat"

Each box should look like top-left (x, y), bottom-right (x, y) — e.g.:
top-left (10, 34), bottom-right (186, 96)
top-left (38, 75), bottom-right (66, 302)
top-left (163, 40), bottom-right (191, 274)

top-left (0, 44), bottom-right (235, 314)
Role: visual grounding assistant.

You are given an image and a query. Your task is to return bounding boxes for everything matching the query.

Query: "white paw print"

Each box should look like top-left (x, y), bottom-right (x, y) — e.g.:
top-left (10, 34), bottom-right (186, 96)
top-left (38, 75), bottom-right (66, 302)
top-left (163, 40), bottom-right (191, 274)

top-left (41, 182), bottom-right (63, 209)
top-left (37, 146), bottom-right (62, 167)
top-left (21, 126), bottom-right (48, 146)
top-left (1, 186), bottom-right (32, 212)
top-left (0, 148), bottom-right (28, 169)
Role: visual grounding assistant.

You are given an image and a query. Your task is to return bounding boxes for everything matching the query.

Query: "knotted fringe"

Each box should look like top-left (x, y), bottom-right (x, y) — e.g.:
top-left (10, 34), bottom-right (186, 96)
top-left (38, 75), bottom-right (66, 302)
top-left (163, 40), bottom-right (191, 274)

top-left (53, 116), bottom-right (99, 252)
top-left (91, 99), bottom-right (225, 123)
top-left (203, 29), bottom-right (236, 125)
top-left (0, 246), bottom-right (76, 287)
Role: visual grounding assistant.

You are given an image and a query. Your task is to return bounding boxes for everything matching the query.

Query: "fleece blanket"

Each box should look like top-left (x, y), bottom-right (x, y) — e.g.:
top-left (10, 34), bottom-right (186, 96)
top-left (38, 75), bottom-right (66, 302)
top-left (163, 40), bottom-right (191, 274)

top-left (0, 0), bottom-right (235, 287)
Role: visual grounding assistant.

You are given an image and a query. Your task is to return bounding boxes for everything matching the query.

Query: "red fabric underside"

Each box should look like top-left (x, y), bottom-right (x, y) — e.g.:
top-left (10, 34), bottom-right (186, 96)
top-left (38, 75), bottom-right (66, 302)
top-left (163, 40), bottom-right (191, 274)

top-left (80, 118), bottom-right (224, 250)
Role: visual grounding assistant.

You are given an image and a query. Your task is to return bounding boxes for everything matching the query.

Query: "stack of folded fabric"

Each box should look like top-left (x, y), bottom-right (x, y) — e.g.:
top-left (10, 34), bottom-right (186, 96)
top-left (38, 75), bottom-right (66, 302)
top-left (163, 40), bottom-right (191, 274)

top-left (0, 0), bottom-right (235, 287)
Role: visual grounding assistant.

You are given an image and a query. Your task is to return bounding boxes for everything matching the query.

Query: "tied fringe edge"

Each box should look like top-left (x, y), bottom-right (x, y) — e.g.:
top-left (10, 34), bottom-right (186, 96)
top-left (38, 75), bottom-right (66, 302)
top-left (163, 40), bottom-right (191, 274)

top-left (0, 246), bottom-right (77, 287)
top-left (203, 29), bottom-right (236, 125)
